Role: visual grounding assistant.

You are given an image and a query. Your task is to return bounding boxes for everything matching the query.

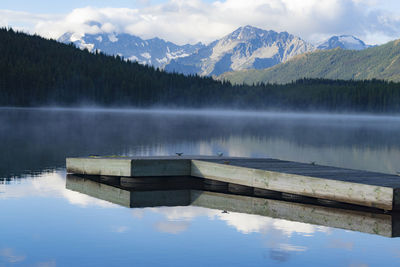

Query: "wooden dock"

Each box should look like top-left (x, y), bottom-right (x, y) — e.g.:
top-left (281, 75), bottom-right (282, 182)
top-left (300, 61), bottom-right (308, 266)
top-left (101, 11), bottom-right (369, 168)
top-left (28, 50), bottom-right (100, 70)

top-left (66, 174), bottom-right (400, 238)
top-left (66, 156), bottom-right (400, 211)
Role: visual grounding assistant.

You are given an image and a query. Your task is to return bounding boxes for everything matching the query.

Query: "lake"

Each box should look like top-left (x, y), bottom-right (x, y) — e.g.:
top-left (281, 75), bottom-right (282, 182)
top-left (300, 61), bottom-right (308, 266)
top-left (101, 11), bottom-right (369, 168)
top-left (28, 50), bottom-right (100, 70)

top-left (1, 108), bottom-right (400, 266)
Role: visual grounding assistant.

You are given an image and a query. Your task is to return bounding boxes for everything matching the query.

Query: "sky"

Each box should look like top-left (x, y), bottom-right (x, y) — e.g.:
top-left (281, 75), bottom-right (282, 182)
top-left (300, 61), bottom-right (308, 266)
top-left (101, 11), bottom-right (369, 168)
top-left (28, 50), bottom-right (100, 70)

top-left (1, 0), bottom-right (400, 45)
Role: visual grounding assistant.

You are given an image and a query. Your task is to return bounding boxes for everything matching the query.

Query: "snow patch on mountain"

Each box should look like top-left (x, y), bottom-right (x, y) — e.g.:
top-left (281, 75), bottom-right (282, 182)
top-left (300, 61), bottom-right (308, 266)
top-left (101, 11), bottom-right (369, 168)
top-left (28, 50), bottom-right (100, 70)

top-left (108, 34), bottom-right (118, 43)
top-left (141, 52), bottom-right (151, 59)
top-left (165, 25), bottom-right (316, 76)
top-left (317, 35), bottom-right (371, 50)
top-left (58, 31), bottom-right (204, 68)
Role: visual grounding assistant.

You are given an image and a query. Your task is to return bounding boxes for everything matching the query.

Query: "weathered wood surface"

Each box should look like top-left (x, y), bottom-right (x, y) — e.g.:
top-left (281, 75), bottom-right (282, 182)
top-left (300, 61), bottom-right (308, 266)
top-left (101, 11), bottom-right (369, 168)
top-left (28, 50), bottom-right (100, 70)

top-left (191, 160), bottom-right (398, 210)
top-left (66, 156), bottom-right (230, 177)
top-left (66, 157), bottom-right (132, 176)
top-left (201, 158), bottom-right (400, 187)
top-left (66, 156), bottom-right (400, 210)
top-left (66, 174), bottom-right (400, 237)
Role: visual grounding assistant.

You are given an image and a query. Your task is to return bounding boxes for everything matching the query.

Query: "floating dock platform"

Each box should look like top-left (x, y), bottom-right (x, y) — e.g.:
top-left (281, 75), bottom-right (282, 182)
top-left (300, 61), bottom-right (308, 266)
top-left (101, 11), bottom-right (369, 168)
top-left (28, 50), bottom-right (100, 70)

top-left (66, 156), bottom-right (400, 211)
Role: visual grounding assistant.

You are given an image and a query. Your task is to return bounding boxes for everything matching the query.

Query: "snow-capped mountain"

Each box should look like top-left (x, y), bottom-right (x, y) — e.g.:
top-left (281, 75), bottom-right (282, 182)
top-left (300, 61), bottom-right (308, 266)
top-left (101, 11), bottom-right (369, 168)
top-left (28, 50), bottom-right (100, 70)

top-left (164, 26), bottom-right (316, 76)
top-left (317, 35), bottom-right (371, 50)
top-left (58, 32), bottom-right (204, 68)
top-left (58, 27), bottom-right (374, 76)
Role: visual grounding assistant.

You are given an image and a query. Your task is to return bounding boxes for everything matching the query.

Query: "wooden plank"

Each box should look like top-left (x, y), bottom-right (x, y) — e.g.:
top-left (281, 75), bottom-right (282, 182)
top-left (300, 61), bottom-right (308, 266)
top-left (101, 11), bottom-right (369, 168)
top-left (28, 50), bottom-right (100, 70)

top-left (203, 158), bottom-right (400, 187)
top-left (66, 157), bottom-right (192, 177)
top-left (191, 160), bottom-right (395, 210)
top-left (66, 157), bottom-right (132, 176)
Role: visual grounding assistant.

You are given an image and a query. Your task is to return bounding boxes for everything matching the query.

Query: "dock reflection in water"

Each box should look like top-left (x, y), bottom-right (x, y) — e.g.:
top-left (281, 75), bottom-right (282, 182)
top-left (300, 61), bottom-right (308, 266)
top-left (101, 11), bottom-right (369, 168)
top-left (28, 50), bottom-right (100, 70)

top-left (66, 174), bottom-right (400, 238)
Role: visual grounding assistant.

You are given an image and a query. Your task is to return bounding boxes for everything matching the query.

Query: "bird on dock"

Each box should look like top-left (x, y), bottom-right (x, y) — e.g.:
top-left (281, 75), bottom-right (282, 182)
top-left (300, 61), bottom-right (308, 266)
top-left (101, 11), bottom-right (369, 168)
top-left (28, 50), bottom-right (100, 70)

top-left (217, 152), bottom-right (223, 157)
top-left (176, 152), bottom-right (183, 156)
top-left (222, 210), bottom-right (229, 214)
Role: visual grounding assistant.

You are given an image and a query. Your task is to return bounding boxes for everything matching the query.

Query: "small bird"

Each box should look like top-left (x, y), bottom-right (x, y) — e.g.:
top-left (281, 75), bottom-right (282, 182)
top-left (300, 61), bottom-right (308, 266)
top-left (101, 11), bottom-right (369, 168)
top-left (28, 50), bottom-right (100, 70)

top-left (310, 161), bottom-right (316, 166)
top-left (222, 210), bottom-right (229, 214)
top-left (176, 152), bottom-right (183, 156)
top-left (217, 152), bottom-right (223, 157)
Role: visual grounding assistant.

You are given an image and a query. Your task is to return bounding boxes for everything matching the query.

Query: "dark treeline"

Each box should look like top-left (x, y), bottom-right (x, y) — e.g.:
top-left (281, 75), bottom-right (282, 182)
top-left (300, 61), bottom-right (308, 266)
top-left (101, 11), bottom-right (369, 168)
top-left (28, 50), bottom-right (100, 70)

top-left (1, 27), bottom-right (400, 112)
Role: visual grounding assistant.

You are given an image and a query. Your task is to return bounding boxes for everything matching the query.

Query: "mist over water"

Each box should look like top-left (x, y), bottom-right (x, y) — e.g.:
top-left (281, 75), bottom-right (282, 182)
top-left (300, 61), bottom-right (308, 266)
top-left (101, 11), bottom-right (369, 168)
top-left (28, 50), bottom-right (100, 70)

top-left (1, 107), bottom-right (400, 178)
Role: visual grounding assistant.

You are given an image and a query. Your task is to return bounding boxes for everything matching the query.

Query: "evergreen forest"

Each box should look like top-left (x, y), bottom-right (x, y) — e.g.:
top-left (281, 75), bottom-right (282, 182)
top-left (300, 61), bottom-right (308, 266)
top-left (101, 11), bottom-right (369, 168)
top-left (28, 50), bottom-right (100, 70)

top-left (1, 28), bottom-right (400, 113)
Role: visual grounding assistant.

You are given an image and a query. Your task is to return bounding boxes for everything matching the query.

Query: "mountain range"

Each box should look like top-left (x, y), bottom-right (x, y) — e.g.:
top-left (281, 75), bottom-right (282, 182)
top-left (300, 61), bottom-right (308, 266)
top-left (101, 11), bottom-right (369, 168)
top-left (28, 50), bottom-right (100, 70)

top-left (58, 25), bottom-right (373, 76)
top-left (58, 32), bottom-right (204, 68)
top-left (219, 39), bottom-right (400, 84)
top-left (164, 26), bottom-right (316, 76)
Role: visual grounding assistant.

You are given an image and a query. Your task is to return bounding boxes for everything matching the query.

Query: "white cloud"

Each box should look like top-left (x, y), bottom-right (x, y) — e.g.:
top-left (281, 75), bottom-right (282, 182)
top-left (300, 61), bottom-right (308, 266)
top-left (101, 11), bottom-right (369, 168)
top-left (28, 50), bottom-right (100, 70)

top-left (154, 221), bottom-right (191, 234)
top-left (218, 212), bottom-right (330, 236)
top-left (111, 226), bottom-right (130, 233)
top-left (0, 171), bottom-right (117, 208)
top-left (0, 9), bottom-right (60, 28)
top-left (36, 260), bottom-right (57, 267)
top-left (1, 0), bottom-right (400, 44)
top-left (147, 206), bottom-right (330, 236)
top-left (149, 206), bottom-right (218, 221)
top-left (276, 243), bottom-right (308, 252)
top-left (0, 248), bottom-right (26, 263)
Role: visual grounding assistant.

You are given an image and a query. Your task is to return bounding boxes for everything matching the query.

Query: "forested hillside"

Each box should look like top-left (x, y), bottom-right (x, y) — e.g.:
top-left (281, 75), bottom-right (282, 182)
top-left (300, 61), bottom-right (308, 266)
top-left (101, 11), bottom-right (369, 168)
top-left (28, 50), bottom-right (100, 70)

top-left (219, 40), bottom-right (400, 85)
top-left (0, 28), bottom-right (234, 107)
top-left (1, 28), bottom-right (400, 113)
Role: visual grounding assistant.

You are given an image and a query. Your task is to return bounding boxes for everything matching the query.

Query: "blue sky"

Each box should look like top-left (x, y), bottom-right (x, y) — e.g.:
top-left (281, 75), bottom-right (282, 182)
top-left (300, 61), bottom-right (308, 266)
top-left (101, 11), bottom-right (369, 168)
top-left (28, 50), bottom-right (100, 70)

top-left (1, 0), bottom-right (400, 45)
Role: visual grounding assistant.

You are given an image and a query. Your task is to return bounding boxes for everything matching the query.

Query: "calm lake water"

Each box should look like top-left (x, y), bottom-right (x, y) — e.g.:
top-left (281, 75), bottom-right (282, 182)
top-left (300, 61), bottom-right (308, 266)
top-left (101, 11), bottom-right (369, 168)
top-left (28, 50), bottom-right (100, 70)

top-left (1, 108), bottom-right (400, 266)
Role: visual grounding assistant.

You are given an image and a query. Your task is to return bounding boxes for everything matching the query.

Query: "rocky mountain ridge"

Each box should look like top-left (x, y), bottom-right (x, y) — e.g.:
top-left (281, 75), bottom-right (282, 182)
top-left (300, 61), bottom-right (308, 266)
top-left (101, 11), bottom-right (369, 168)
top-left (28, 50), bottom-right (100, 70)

top-left (59, 26), bottom-right (373, 76)
top-left (164, 26), bottom-right (316, 76)
top-left (58, 32), bottom-right (204, 68)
